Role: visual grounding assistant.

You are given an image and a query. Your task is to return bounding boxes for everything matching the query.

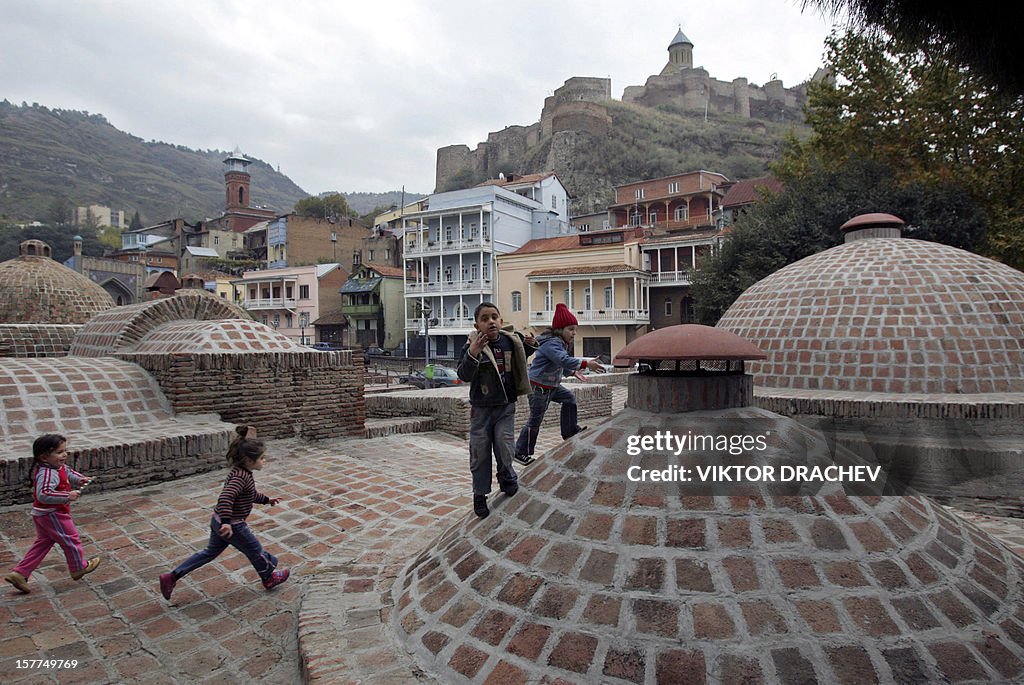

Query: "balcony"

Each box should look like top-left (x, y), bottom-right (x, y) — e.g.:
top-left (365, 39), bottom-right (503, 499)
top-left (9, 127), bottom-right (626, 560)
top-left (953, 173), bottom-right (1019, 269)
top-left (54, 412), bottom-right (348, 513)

top-left (404, 237), bottom-right (491, 257)
top-left (528, 309), bottom-right (650, 326)
top-left (243, 297), bottom-right (297, 310)
top-left (341, 303), bottom-right (382, 317)
top-left (648, 270), bottom-right (693, 286)
top-left (405, 279), bottom-right (493, 295)
top-left (406, 316), bottom-right (476, 332)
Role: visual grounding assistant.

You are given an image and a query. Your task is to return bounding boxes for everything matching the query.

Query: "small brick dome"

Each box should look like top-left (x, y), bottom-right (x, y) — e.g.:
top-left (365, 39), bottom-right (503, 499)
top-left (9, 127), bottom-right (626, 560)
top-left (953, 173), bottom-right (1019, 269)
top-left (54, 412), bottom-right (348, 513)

top-left (716, 235), bottom-right (1024, 394)
top-left (0, 240), bottom-right (114, 324)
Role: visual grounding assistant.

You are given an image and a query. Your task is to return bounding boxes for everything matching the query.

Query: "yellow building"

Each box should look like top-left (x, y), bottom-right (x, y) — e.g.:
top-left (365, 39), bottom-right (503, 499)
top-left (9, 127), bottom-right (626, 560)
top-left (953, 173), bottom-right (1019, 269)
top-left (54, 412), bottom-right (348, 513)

top-left (495, 227), bottom-right (649, 361)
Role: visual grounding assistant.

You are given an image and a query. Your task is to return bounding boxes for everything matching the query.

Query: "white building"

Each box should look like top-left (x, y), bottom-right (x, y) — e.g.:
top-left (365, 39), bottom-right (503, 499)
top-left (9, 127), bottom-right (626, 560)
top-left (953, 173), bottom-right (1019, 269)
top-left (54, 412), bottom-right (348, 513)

top-left (402, 172), bottom-right (571, 357)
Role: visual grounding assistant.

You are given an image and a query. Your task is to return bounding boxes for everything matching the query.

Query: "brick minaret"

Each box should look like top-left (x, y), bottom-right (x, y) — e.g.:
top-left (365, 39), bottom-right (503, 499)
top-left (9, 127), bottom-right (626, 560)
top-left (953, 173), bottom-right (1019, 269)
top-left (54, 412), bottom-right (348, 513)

top-left (223, 148), bottom-right (251, 211)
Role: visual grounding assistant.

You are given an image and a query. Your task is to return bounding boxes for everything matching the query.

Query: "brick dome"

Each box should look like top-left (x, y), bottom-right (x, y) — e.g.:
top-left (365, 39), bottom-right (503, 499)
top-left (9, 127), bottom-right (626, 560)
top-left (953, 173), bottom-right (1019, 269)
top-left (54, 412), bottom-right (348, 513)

top-left (716, 235), bottom-right (1024, 394)
top-left (0, 240), bottom-right (114, 324)
top-left (392, 403), bottom-right (1024, 683)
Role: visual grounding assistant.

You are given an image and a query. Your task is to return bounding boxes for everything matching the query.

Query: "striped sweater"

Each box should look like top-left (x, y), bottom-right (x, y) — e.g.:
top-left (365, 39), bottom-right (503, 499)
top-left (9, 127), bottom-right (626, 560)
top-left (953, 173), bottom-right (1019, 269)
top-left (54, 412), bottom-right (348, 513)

top-left (215, 467), bottom-right (270, 524)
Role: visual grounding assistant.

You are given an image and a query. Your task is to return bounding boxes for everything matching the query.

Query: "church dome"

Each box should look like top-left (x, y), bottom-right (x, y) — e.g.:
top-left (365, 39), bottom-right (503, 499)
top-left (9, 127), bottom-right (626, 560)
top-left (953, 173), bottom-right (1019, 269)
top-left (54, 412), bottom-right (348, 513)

top-left (716, 218), bottom-right (1024, 394)
top-left (0, 240), bottom-right (115, 325)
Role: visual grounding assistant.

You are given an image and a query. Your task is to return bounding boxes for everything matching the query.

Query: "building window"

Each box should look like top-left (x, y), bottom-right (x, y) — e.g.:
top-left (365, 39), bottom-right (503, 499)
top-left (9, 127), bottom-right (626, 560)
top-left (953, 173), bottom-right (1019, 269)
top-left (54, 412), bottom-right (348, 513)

top-left (445, 226), bottom-right (452, 242)
top-left (668, 181), bottom-right (680, 193)
top-left (551, 195), bottom-right (557, 209)
top-left (385, 248), bottom-right (391, 260)
top-left (584, 287), bottom-right (592, 310)
top-left (629, 211), bottom-right (642, 227)
top-left (285, 313), bottom-right (293, 328)
top-left (649, 210), bottom-right (658, 224)
top-left (353, 251), bottom-right (361, 265)
top-left (634, 188), bottom-right (645, 199)
top-left (674, 206), bottom-right (689, 221)
top-left (299, 285), bottom-right (310, 299)
top-left (603, 287), bottom-right (612, 308)
top-left (213, 236), bottom-right (220, 246)
top-left (470, 263), bottom-right (478, 280)
top-left (368, 250), bottom-right (375, 261)
top-left (272, 314), bottom-right (280, 328)
top-left (665, 298), bottom-right (673, 316)
top-left (262, 316), bottom-right (269, 326)
top-left (544, 290), bottom-right (553, 310)
top-left (482, 262), bottom-right (489, 280)
top-left (300, 313), bottom-right (309, 327)
top-left (563, 288), bottom-right (570, 305)
top-left (444, 265), bottom-right (453, 283)
top-left (578, 223), bottom-right (589, 232)
top-left (456, 303), bottom-right (469, 319)
top-left (511, 291), bottom-right (522, 312)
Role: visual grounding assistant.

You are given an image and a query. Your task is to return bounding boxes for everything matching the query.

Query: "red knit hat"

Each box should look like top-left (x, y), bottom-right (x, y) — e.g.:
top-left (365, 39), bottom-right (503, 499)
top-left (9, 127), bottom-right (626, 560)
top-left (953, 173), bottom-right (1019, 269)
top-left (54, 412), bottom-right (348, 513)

top-left (552, 303), bottom-right (578, 329)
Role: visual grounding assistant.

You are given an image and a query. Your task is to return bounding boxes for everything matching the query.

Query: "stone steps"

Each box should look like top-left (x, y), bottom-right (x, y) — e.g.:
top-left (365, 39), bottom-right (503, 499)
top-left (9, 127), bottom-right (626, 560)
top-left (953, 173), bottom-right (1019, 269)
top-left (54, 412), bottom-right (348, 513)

top-left (363, 415), bottom-right (436, 438)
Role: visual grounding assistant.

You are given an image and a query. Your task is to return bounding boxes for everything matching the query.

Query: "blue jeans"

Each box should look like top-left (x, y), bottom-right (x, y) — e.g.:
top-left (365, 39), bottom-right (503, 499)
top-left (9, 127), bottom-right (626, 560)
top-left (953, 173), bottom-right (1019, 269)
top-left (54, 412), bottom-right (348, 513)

top-left (469, 403), bottom-right (517, 496)
top-left (515, 384), bottom-right (579, 457)
top-left (173, 515), bottom-right (277, 582)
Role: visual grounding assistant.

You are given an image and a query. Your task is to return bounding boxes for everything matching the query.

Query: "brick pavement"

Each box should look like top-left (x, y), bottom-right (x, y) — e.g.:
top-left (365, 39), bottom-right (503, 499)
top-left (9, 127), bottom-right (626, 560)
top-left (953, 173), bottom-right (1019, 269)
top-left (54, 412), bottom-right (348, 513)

top-left (2, 383), bottom-right (1023, 684)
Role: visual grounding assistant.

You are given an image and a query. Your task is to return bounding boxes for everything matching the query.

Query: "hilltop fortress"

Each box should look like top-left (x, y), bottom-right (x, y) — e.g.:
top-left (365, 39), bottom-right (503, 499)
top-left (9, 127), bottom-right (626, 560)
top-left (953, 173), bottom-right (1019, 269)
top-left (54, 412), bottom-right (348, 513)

top-left (436, 27), bottom-right (826, 192)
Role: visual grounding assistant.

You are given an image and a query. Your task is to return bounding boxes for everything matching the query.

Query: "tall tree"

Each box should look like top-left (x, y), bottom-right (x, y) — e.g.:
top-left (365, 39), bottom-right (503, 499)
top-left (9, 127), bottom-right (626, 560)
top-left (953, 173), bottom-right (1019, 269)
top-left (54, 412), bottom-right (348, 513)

top-left (690, 157), bottom-right (988, 324)
top-left (293, 193), bottom-right (356, 220)
top-left (776, 30), bottom-right (1024, 268)
top-left (129, 210), bottom-right (143, 230)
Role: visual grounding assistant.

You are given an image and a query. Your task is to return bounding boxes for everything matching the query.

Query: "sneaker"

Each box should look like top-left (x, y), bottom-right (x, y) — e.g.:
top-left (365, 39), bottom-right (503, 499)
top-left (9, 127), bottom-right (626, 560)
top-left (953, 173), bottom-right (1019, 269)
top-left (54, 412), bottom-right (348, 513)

top-left (263, 568), bottom-right (290, 590)
top-left (70, 557), bottom-right (101, 581)
top-left (513, 454), bottom-right (535, 466)
top-left (500, 482), bottom-right (519, 497)
top-left (473, 494), bottom-right (490, 518)
top-left (4, 571), bottom-right (29, 594)
top-left (159, 572), bottom-right (177, 600)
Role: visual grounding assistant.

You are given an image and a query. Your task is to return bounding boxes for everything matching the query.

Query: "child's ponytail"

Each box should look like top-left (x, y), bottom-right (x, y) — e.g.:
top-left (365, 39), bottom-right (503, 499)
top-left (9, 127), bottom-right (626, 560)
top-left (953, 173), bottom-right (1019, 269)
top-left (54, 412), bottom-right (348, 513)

top-left (226, 425), bottom-right (253, 465)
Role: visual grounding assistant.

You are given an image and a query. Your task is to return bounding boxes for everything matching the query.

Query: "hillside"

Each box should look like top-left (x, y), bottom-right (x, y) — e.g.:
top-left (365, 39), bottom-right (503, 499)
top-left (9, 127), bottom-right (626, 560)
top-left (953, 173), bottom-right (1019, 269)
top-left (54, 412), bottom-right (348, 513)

top-left (0, 101), bottom-right (309, 224)
top-left (438, 100), bottom-right (810, 214)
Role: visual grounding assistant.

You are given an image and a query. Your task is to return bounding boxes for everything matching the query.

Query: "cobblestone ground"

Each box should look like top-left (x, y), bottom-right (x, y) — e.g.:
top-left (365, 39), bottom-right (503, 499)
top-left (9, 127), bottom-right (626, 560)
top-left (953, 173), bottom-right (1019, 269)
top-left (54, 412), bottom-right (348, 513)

top-left (2, 385), bottom-right (1022, 684)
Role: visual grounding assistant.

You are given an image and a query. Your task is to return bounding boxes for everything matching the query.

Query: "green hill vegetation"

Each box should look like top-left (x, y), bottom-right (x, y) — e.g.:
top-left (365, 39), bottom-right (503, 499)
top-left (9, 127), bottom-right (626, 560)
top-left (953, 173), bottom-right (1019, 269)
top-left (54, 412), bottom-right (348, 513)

top-left (0, 101), bottom-right (309, 224)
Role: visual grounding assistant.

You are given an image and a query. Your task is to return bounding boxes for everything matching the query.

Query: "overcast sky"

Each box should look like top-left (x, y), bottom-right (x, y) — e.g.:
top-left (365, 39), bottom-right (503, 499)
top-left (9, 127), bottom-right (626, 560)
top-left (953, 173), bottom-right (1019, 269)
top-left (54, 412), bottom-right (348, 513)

top-left (2, 0), bottom-right (841, 196)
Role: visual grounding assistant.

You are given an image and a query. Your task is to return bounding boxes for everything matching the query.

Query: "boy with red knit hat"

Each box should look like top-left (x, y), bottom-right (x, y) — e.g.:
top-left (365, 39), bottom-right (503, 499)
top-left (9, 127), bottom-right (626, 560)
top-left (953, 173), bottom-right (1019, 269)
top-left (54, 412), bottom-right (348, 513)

top-left (514, 303), bottom-right (605, 465)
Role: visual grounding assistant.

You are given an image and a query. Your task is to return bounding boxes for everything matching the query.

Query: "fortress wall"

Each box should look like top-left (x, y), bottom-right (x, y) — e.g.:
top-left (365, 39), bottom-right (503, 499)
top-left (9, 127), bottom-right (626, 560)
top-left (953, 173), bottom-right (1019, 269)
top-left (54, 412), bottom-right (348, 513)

top-left (551, 102), bottom-right (612, 136)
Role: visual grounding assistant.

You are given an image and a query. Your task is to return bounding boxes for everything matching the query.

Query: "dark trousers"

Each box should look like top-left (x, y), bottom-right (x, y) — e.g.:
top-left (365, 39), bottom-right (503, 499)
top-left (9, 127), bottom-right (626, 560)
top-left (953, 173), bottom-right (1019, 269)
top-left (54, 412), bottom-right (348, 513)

top-left (469, 403), bottom-right (518, 495)
top-left (515, 384), bottom-right (578, 457)
top-left (173, 515), bottom-right (277, 582)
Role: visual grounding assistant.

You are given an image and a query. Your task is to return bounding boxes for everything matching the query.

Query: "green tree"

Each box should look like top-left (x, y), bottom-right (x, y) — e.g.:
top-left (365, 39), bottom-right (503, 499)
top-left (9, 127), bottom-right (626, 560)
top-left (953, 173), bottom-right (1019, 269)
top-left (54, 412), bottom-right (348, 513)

top-left (690, 157), bottom-right (988, 324)
top-left (777, 30), bottom-right (1024, 268)
top-left (129, 210), bottom-right (143, 230)
top-left (293, 193), bottom-right (356, 219)
top-left (46, 196), bottom-right (73, 226)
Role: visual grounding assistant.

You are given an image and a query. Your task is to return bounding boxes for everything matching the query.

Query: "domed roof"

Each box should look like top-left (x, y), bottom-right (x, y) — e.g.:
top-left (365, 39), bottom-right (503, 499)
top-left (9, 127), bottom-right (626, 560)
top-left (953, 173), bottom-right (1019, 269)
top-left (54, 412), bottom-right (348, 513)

top-left (716, 234), bottom-right (1024, 394)
top-left (128, 319), bottom-right (304, 354)
top-left (393, 404), bottom-right (1024, 682)
top-left (0, 240), bottom-right (114, 325)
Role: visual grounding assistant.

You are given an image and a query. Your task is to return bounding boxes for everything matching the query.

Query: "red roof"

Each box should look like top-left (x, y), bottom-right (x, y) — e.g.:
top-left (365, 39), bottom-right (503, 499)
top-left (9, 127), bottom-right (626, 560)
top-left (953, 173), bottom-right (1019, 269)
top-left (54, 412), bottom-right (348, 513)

top-left (511, 227), bottom-right (646, 255)
top-left (364, 262), bottom-right (406, 278)
top-left (721, 177), bottom-right (783, 208)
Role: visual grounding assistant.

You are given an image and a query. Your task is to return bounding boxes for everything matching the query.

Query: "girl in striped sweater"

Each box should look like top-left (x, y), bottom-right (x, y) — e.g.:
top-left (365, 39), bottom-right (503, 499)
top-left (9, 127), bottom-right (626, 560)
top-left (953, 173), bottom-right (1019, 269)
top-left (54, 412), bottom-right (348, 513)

top-left (159, 426), bottom-right (288, 600)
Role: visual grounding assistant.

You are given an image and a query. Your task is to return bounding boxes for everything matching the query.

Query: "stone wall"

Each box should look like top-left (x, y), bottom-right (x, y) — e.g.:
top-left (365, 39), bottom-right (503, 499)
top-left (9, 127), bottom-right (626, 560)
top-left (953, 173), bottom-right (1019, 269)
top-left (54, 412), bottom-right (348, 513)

top-left (365, 383), bottom-right (612, 438)
top-left (0, 324), bottom-right (77, 357)
top-left (120, 350), bottom-right (365, 440)
top-left (550, 102), bottom-right (613, 137)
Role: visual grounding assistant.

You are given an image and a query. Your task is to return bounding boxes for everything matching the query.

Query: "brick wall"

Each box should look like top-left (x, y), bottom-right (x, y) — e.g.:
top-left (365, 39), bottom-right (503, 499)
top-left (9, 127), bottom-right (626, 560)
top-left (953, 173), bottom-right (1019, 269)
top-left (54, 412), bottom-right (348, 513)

top-left (366, 384), bottom-right (611, 438)
top-left (120, 350), bottom-right (365, 440)
top-left (0, 324), bottom-right (78, 357)
top-left (285, 214), bottom-right (369, 273)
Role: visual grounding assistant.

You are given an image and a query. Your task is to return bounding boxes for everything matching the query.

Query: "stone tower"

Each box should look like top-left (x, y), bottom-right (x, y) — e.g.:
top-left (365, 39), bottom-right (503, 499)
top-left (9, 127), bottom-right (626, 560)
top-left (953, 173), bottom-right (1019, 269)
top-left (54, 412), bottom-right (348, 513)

top-left (662, 26), bottom-right (693, 74)
top-left (223, 147), bottom-right (251, 211)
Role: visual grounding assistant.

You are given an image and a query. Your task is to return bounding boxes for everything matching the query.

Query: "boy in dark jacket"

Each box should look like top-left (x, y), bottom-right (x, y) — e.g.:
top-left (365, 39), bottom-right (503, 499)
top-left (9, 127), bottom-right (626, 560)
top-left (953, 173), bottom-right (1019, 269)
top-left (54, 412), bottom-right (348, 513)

top-left (456, 302), bottom-right (536, 518)
top-left (514, 303), bottom-right (605, 465)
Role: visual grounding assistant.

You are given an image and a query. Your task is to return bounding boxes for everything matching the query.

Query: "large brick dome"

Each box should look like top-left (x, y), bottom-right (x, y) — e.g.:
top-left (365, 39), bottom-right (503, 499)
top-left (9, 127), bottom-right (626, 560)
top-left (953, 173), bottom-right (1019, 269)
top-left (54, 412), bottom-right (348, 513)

top-left (716, 229), bottom-right (1024, 394)
top-left (0, 240), bottom-right (114, 325)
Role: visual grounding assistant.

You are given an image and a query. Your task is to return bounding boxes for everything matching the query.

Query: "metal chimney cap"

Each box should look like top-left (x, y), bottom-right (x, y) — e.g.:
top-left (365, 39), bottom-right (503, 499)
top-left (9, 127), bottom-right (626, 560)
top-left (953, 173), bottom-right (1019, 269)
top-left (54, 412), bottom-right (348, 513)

top-left (840, 213), bottom-right (905, 232)
top-left (614, 324), bottom-right (766, 363)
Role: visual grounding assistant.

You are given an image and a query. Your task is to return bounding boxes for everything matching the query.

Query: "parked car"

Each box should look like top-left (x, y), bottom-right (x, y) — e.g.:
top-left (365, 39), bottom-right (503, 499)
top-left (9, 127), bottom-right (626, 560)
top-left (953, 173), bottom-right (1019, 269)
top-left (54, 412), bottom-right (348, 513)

top-left (365, 346), bottom-right (391, 356)
top-left (308, 342), bottom-right (345, 351)
top-left (398, 365), bottom-right (462, 389)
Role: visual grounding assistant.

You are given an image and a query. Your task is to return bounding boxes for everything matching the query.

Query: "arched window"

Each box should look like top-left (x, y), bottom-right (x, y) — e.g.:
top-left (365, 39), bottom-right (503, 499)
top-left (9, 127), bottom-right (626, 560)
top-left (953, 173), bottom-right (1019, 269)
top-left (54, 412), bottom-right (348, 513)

top-left (674, 205), bottom-right (688, 221)
top-left (511, 291), bottom-right (522, 312)
top-left (238, 187), bottom-right (244, 205)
